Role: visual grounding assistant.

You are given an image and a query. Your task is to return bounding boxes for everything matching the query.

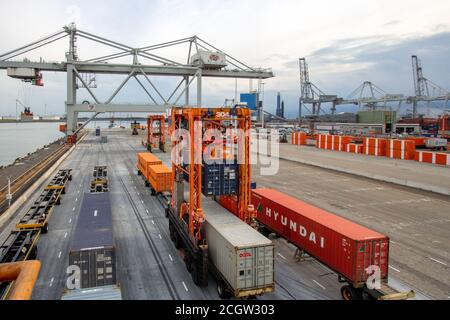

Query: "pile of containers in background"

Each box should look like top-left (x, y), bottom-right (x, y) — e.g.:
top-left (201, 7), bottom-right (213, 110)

top-left (291, 132), bottom-right (307, 145)
top-left (363, 138), bottom-right (387, 156)
top-left (346, 143), bottom-right (364, 154)
top-left (386, 140), bottom-right (416, 160)
top-left (315, 134), bottom-right (354, 151)
top-left (415, 150), bottom-right (450, 165)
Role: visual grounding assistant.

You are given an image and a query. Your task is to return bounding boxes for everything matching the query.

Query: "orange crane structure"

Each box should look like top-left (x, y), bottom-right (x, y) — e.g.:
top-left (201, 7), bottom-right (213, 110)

top-left (147, 115), bottom-right (166, 152)
top-left (167, 106), bottom-right (254, 286)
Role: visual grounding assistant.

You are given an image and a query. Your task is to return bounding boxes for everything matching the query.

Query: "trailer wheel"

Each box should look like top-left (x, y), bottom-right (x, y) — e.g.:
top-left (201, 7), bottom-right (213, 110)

top-left (341, 285), bottom-right (362, 300)
top-left (137, 170), bottom-right (141, 176)
top-left (169, 222), bottom-right (176, 242)
top-left (191, 261), bottom-right (199, 285)
top-left (42, 223), bottom-right (49, 234)
top-left (151, 188), bottom-right (156, 196)
top-left (174, 232), bottom-right (182, 249)
top-left (217, 280), bottom-right (231, 299)
top-left (69, 175), bottom-right (72, 181)
top-left (165, 208), bottom-right (169, 218)
top-left (62, 187), bottom-right (66, 195)
top-left (29, 246), bottom-right (38, 259)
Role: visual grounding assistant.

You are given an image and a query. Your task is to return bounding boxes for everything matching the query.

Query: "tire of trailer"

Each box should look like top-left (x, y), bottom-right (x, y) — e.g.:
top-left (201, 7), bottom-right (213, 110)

top-left (191, 261), bottom-right (199, 285)
top-left (165, 208), bottom-right (169, 218)
top-left (29, 246), bottom-right (38, 259)
top-left (137, 170), bottom-right (141, 176)
top-left (62, 187), bottom-right (66, 195)
top-left (174, 231), bottom-right (182, 249)
top-left (169, 222), bottom-right (176, 242)
top-left (341, 285), bottom-right (363, 300)
top-left (151, 188), bottom-right (156, 196)
top-left (69, 175), bottom-right (72, 181)
top-left (42, 223), bottom-right (49, 234)
top-left (217, 280), bottom-right (232, 299)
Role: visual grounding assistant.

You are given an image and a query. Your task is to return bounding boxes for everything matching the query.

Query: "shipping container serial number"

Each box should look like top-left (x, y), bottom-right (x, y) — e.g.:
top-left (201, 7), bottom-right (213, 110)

top-left (175, 304), bottom-right (275, 317)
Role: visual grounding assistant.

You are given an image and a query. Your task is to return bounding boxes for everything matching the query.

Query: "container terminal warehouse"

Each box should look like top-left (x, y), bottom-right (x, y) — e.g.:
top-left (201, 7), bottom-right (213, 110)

top-left (0, 6), bottom-right (449, 307)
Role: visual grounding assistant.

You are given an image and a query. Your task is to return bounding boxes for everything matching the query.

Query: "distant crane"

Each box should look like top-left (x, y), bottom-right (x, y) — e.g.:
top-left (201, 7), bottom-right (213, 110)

top-left (341, 81), bottom-right (405, 112)
top-left (298, 58), bottom-right (339, 118)
top-left (411, 55), bottom-right (449, 117)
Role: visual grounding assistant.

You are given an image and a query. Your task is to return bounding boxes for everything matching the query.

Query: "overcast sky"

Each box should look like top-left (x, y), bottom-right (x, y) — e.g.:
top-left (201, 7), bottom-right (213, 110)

top-left (0, 0), bottom-right (449, 118)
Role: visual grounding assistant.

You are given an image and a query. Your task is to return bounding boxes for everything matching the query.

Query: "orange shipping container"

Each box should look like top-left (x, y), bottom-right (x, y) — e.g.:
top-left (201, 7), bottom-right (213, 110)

top-left (386, 140), bottom-right (416, 160)
top-left (405, 137), bottom-right (427, 147)
top-left (346, 144), bottom-right (364, 154)
top-left (415, 151), bottom-right (450, 166)
top-left (147, 164), bottom-right (172, 193)
top-left (137, 152), bottom-right (162, 178)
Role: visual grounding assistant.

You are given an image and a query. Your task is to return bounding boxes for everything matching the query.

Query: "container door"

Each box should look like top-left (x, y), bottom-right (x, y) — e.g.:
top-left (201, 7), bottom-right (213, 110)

top-left (237, 248), bottom-right (254, 289)
top-left (255, 246), bottom-right (273, 288)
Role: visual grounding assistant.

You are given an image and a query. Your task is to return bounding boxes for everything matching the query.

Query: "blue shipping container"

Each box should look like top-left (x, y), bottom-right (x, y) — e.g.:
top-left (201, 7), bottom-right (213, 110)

top-left (240, 93), bottom-right (259, 110)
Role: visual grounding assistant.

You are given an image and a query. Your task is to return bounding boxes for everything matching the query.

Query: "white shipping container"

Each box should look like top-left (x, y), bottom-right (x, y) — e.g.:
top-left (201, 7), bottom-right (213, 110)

top-left (7, 67), bottom-right (37, 79)
top-left (202, 198), bottom-right (274, 297)
top-left (425, 138), bottom-right (447, 148)
top-left (190, 50), bottom-right (227, 69)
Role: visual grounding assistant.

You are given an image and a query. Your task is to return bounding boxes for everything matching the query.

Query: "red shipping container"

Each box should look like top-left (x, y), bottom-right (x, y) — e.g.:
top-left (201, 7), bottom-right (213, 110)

top-left (217, 195), bottom-right (238, 215)
top-left (251, 188), bottom-right (389, 285)
top-left (405, 137), bottom-right (427, 147)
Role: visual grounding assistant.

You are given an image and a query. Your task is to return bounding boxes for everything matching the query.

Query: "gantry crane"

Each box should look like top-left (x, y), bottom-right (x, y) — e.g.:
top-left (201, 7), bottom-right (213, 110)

top-left (147, 115), bottom-right (166, 152)
top-left (167, 106), bottom-right (253, 286)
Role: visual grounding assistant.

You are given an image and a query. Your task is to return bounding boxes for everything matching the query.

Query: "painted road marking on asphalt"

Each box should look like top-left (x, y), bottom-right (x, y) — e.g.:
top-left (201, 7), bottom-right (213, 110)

top-left (141, 200), bottom-right (144, 204)
top-left (151, 220), bottom-right (155, 225)
top-left (277, 253), bottom-right (287, 260)
top-left (77, 190), bottom-right (80, 194)
top-left (69, 218), bottom-right (72, 224)
top-left (182, 281), bottom-right (189, 292)
top-left (58, 252), bottom-right (62, 259)
top-left (94, 210), bottom-right (98, 217)
top-left (169, 254), bottom-right (173, 262)
top-left (72, 207), bottom-right (76, 211)
top-left (389, 265), bottom-right (401, 273)
top-left (75, 198), bottom-right (78, 202)
top-left (312, 280), bottom-right (326, 290)
top-left (429, 257), bottom-right (447, 266)
top-left (146, 209), bottom-right (149, 214)
top-left (137, 192), bottom-right (140, 196)
top-left (390, 241), bottom-right (397, 244)
top-left (49, 277), bottom-right (54, 287)
top-left (158, 234), bottom-right (162, 239)
top-left (64, 232), bottom-right (68, 238)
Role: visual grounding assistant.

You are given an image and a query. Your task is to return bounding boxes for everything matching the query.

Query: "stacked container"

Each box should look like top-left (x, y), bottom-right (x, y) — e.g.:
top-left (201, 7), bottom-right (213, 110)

top-left (291, 132), bottom-right (307, 145)
top-left (137, 152), bottom-right (162, 177)
top-left (386, 140), bottom-right (416, 160)
top-left (346, 143), bottom-right (364, 154)
top-left (415, 151), bottom-right (450, 166)
top-left (363, 138), bottom-right (387, 156)
top-left (148, 164), bottom-right (172, 193)
top-left (202, 162), bottom-right (238, 196)
top-left (316, 135), bottom-right (354, 151)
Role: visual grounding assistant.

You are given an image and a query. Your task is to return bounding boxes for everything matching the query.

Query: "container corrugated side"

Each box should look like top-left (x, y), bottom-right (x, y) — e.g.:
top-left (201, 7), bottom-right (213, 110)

top-left (252, 188), bottom-right (389, 285)
top-left (202, 198), bottom-right (274, 295)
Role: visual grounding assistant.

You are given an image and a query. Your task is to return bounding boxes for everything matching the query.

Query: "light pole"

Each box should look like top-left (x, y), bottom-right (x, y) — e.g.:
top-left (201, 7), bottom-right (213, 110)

top-left (261, 82), bottom-right (266, 127)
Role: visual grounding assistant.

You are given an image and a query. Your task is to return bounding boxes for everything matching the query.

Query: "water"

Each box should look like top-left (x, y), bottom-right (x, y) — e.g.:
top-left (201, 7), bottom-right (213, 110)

top-left (0, 122), bottom-right (65, 166)
top-left (0, 120), bottom-right (140, 166)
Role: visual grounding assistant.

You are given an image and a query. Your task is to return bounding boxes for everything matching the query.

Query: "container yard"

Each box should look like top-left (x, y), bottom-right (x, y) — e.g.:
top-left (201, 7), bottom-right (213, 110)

top-left (0, 3), bottom-right (449, 313)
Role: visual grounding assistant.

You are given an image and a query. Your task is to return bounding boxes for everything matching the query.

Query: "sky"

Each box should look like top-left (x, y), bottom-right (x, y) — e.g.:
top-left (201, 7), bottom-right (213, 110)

top-left (0, 0), bottom-right (449, 118)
